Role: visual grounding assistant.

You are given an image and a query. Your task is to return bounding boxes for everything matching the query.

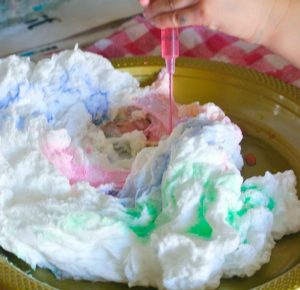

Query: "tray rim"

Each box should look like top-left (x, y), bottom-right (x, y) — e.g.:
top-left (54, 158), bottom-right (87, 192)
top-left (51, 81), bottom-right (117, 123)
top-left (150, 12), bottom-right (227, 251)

top-left (111, 56), bottom-right (300, 103)
top-left (1, 56), bottom-right (300, 290)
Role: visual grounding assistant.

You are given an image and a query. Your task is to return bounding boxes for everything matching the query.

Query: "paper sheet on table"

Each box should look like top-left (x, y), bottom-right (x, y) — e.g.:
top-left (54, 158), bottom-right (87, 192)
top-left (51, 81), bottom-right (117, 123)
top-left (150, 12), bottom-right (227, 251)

top-left (0, 0), bottom-right (142, 57)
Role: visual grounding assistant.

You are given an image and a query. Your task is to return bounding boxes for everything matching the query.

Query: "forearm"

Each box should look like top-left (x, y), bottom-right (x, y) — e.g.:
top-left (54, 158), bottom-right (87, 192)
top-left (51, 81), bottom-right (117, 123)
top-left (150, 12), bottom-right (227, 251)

top-left (262, 0), bottom-right (300, 68)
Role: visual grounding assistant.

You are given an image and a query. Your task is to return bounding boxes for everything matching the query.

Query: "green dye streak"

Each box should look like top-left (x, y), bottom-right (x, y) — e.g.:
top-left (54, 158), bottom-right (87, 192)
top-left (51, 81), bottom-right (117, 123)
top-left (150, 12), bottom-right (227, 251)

top-left (267, 198), bottom-right (275, 210)
top-left (62, 212), bottom-right (100, 231)
top-left (66, 214), bottom-right (89, 230)
top-left (227, 185), bottom-right (277, 229)
top-left (128, 166), bottom-right (187, 239)
top-left (227, 211), bottom-right (236, 226)
top-left (129, 222), bottom-right (156, 238)
top-left (161, 181), bottom-right (171, 207)
top-left (237, 207), bottom-right (249, 217)
top-left (241, 184), bottom-right (260, 192)
top-left (127, 159), bottom-right (278, 241)
top-left (147, 201), bottom-right (159, 217)
top-left (204, 179), bottom-right (217, 202)
top-left (192, 163), bottom-right (204, 179)
top-left (127, 205), bottom-right (143, 219)
top-left (188, 212), bottom-right (213, 238)
top-left (187, 164), bottom-right (217, 239)
top-left (187, 195), bottom-right (213, 239)
top-left (128, 163), bottom-right (240, 240)
top-left (41, 231), bottom-right (59, 242)
top-left (236, 196), bottom-right (256, 217)
top-left (127, 201), bottom-right (159, 220)
top-left (188, 221), bottom-right (213, 239)
top-left (126, 201), bottom-right (159, 238)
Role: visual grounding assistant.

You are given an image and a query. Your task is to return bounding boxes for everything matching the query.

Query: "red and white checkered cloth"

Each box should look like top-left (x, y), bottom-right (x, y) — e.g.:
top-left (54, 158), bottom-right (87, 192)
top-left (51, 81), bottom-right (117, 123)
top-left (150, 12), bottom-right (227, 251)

top-left (87, 16), bottom-right (300, 88)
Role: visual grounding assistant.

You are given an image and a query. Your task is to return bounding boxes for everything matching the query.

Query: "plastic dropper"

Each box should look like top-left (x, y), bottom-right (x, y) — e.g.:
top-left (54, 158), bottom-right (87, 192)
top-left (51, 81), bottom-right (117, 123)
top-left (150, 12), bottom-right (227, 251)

top-left (161, 28), bottom-right (179, 134)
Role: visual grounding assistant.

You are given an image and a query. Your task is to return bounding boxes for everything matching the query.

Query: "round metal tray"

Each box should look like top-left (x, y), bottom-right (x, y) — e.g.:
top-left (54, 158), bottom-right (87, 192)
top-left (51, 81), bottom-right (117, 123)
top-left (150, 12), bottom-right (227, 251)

top-left (1, 56), bottom-right (300, 290)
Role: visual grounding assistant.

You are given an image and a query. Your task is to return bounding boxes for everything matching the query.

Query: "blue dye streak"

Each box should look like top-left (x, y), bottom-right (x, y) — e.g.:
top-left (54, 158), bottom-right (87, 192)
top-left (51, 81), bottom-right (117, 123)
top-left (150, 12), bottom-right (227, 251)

top-left (119, 154), bottom-right (170, 207)
top-left (16, 116), bottom-right (26, 130)
top-left (0, 84), bottom-right (21, 109)
top-left (1, 64), bottom-right (111, 128)
top-left (84, 90), bottom-right (109, 125)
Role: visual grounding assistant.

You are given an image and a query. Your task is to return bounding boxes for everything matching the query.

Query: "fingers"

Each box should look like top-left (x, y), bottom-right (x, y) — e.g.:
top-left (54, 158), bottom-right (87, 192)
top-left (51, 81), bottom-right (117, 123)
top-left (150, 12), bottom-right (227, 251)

top-left (144, 0), bottom-right (199, 18)
top-left (150, 2), bottom-right (209, 29)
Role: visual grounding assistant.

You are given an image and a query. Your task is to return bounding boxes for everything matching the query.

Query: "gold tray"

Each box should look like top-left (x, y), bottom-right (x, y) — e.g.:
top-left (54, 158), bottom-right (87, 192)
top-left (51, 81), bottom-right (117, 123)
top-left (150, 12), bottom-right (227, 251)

top-left (1, 56), bottom-right (300, 290)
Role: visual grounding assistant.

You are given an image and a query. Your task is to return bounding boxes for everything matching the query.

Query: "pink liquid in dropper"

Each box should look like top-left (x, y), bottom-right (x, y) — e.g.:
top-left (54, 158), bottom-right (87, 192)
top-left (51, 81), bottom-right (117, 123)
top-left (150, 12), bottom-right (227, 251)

top-left (161, 28), bottom-right (179, 134)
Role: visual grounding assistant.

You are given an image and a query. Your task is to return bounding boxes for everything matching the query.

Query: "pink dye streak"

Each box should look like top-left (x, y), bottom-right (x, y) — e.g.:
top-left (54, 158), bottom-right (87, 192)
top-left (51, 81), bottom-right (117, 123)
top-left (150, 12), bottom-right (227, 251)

top-left (133, 93), bottom-right (178, 140)
top-left (42, 89), bottom-right (218, 189)
top-left (42, 143), bottom-right (129, 188)
top-left (100, 96), bottom-right (207, 144)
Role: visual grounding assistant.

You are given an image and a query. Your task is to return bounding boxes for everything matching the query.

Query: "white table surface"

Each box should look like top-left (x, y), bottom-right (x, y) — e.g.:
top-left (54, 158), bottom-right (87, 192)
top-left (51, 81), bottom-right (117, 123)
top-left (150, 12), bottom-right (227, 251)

top-left (0, 0), bottom-right (142, 58)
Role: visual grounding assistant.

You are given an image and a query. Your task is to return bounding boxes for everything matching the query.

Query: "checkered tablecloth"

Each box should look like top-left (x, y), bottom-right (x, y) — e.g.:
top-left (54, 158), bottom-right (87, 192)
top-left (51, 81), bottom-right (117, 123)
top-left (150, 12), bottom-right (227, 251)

top-left (87, 15), bottom-right (300, 88)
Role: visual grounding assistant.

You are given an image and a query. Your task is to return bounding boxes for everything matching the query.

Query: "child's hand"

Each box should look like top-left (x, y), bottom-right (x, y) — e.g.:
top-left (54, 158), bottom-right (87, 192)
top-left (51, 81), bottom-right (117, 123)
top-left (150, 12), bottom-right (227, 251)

top-left (139, 0), bottom-right (289, 45)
